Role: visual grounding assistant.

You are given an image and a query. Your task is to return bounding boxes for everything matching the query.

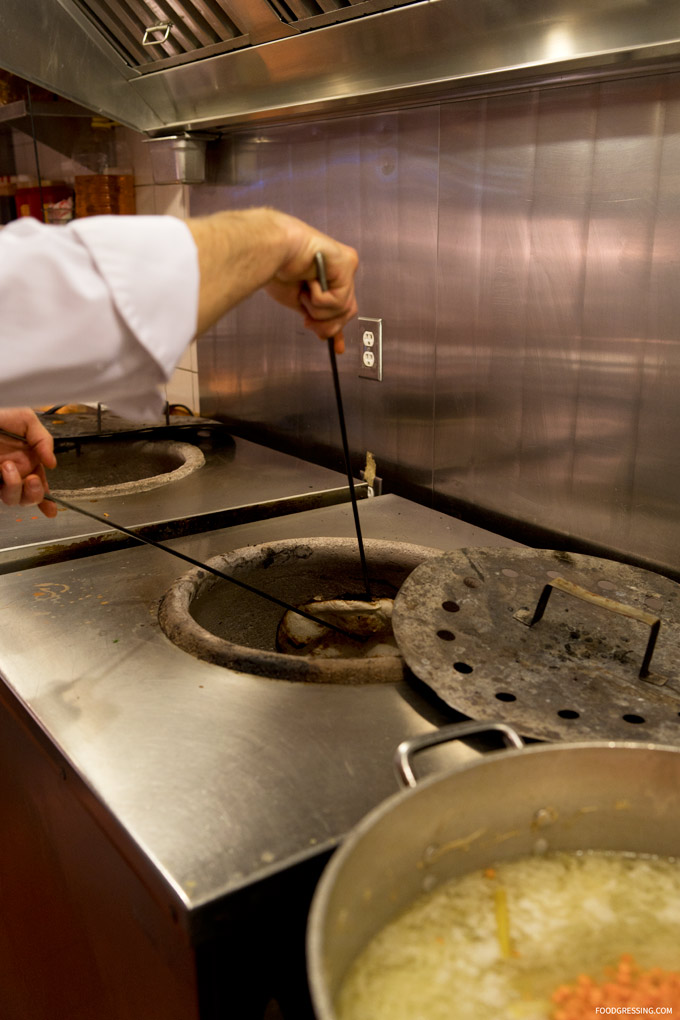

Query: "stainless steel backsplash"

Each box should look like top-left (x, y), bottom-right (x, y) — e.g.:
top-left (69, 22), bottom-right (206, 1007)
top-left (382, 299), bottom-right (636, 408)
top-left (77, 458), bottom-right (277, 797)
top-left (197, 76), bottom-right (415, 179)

top-left (193, 70), bottom-right (680, 577)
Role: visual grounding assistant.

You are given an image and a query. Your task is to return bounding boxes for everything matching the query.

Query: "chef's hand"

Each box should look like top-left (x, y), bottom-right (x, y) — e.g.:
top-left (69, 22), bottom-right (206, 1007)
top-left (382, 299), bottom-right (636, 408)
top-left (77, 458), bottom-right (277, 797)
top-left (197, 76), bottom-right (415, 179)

top-left (264, 213), bottom-right (359, 355)
top-left (185, 208), bottom-right (358, 354)
top-left (0, 408), bottom-right (57, 518)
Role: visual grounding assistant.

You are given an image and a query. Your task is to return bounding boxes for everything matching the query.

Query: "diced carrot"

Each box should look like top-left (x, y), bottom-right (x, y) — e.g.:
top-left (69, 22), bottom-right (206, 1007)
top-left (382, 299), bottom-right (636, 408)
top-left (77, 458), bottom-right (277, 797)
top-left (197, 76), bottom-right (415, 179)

top-left (550, 954), bottom-right (680, 1018)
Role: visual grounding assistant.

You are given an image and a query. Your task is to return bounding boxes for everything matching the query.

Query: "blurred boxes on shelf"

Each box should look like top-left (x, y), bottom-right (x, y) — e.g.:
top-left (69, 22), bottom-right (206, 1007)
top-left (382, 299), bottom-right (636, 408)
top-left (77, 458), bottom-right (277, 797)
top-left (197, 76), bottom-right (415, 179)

top-left (74, 173), bottom-right (135, 217)
top-left (13, 180), bottom-right (74, 224)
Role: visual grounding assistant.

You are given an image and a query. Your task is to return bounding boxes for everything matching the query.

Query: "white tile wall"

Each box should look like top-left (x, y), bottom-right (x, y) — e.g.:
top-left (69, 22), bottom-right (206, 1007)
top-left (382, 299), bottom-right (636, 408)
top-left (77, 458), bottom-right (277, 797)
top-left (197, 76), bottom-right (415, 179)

top-left (133, 184), bottom-right (156, 216)
top-left (165, 365), bottom-right (200, 413)
top-left (177, 344), bottom-right (198, 372)
top-left (123, 127), bottom-right (198, 412)
top-left (153, 183), bottom-right (189, 218)
top-left (125, 129), bottom-right (154, 186)
top-left (11, 128), bottom-right (91, 180)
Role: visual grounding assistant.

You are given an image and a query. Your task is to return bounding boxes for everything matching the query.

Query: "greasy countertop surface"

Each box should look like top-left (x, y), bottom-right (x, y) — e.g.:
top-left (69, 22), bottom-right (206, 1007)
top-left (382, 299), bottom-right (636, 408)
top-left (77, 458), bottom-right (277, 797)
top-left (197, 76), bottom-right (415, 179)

top-left (0, 494), bottom-right (519, 935)
top-left (0, 429), bottom-right (365, 571)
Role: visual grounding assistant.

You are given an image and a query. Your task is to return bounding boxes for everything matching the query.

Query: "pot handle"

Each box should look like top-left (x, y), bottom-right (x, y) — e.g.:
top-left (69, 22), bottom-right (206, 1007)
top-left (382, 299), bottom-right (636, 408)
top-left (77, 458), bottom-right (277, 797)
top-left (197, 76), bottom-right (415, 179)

top-left (394, 721), bottom-right (525, 789)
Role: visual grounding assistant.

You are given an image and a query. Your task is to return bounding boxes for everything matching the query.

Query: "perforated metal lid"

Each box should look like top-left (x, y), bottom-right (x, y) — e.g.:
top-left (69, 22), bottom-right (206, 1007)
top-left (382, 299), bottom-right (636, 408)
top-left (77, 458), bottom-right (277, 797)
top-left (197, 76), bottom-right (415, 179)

top-left (392, 547), bottom-right (680, 743)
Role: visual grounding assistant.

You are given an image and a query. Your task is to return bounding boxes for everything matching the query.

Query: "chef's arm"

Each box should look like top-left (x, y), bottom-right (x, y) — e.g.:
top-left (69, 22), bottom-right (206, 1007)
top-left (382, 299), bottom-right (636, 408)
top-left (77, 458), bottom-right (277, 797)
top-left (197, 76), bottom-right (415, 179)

top-left (0, 408), bottom-right (57, 518)
top-left (185, 208), bottom-right (359, 353)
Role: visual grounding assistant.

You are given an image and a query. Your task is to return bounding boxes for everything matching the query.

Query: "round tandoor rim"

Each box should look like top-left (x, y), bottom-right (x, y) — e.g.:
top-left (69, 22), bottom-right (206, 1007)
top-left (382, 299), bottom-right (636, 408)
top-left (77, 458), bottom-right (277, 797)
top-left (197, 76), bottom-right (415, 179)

top-left (158, 536), bottom-right (442, 684)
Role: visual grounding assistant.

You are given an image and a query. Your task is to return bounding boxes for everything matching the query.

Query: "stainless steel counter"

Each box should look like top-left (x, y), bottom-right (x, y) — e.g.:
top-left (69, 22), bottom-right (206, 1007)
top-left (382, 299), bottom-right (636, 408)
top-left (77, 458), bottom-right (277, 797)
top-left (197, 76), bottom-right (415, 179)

top-left (0, 496), bottom-right (519, 935)
top-left (0, 434), bottom-right (366, 573)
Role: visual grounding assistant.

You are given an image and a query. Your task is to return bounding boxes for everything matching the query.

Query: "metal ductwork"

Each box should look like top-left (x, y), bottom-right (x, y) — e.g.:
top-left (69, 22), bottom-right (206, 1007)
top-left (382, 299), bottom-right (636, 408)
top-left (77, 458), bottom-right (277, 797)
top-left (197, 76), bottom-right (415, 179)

top-left (71, 0), bottom-right (422, 72)
top-left (1, 0), bottom-right (680, 134)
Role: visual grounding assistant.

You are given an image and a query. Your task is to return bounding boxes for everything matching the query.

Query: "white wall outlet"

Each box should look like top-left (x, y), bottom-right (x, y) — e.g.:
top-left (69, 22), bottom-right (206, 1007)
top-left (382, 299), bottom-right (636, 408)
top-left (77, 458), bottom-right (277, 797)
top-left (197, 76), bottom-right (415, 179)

top-left (358, 317), bottom-right (382, 381)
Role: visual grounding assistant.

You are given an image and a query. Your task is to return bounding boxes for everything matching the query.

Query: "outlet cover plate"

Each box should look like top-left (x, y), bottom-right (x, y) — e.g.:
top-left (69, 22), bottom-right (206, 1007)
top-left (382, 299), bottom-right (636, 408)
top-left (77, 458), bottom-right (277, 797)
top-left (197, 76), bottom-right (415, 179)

top-left (358, 316), bottom-right (382, 381)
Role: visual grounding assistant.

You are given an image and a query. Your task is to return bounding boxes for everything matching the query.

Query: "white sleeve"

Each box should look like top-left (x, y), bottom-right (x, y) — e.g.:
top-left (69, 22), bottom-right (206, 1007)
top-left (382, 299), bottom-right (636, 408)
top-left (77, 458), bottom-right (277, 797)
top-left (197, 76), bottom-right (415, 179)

top-left (0, 215), bottom-right (200, 420)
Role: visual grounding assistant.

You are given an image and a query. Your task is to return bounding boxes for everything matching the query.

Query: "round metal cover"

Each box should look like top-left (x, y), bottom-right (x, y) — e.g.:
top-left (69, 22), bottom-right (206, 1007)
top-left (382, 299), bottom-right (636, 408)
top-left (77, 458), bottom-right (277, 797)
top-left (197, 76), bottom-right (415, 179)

top-left (392, 547), bottom-right (680, 743)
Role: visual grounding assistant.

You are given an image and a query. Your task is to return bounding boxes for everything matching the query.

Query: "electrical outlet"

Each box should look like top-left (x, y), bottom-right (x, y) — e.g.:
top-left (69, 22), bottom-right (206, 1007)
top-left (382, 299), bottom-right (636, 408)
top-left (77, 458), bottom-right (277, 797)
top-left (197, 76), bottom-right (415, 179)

top-left (358, 317), bottom-right (383, 381)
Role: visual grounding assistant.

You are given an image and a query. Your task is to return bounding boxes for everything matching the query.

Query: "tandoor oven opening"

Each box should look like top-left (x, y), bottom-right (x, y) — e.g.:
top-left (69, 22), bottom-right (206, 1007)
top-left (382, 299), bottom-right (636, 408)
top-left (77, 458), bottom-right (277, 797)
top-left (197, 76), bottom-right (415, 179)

top-left (158, 537), bottom-right (440, 683)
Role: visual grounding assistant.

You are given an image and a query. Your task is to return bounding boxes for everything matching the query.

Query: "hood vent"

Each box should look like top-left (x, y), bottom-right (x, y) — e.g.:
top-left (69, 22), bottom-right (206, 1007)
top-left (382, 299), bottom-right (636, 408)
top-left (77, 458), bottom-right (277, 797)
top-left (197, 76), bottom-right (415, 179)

top-left (264, 0), bottom-right (421, 30)
top-left (3, 0), bottom-right (680, 135)
top-left (71, 0), bottom-right (421, 73)
top-left (71, 1), bottom-right (249, 71)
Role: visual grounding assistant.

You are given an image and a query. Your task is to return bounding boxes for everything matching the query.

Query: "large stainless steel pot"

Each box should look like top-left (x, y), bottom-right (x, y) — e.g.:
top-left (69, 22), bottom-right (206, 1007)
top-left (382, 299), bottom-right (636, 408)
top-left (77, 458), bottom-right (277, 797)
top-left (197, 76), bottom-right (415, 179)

top-left (307, 721), bottom-right (680, 1019)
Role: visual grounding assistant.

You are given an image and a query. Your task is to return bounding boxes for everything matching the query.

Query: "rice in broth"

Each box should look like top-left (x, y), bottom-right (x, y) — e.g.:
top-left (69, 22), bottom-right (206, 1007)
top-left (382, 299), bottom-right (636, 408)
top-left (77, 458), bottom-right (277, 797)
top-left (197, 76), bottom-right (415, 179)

top-left (336, 851), bottom-right (680, 1020)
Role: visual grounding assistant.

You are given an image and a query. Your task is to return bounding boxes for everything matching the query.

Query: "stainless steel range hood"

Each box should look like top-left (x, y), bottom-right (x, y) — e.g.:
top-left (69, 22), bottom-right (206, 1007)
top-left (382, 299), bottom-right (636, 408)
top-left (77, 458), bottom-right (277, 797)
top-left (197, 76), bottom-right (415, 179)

top-left (2, 0), bottom-right (680, 134)
top-left (66, 0), bottom-right (424, 73)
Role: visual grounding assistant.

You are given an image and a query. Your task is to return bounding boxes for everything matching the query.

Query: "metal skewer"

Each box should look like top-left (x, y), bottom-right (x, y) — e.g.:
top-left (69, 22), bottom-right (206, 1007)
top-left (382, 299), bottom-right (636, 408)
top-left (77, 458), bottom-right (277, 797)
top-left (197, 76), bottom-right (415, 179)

top-left (1, 426), bottom-right (354, 637)
top-left (0, 426), bottom-right (34, 445)
top-left (43, 494), bottom-right (354, 638)
top-left (314, 251), bottom-right (373, 602)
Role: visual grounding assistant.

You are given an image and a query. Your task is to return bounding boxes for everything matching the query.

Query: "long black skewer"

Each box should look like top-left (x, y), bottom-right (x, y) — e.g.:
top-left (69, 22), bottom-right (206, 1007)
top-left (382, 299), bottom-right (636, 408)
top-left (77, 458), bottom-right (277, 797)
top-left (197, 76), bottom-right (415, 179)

top-left (0, 426), bottom-right (33, 445)
top-left (314, 252), bottom-right (372, 602)
top-left (3, 426), bottom-right (352, 635)
top-left (42, 494), bottom-right (354, 638)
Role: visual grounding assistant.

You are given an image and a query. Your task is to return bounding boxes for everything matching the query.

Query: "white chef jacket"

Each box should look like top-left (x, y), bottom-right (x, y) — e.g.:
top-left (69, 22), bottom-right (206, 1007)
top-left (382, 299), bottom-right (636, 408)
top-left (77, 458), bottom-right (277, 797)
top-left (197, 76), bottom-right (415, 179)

top-left (0, 215), bottom-right (200, 420)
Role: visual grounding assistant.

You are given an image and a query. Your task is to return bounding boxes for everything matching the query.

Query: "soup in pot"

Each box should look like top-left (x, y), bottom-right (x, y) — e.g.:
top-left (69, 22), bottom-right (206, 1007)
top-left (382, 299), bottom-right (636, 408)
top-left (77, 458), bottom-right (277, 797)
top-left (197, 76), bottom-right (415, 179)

top-left (336, 851), bottom-right (680, 1020)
